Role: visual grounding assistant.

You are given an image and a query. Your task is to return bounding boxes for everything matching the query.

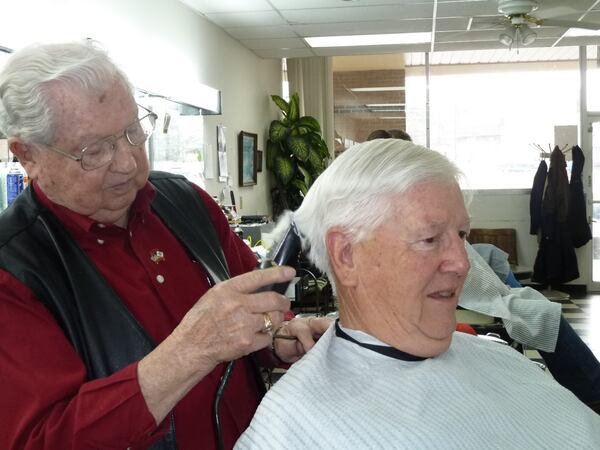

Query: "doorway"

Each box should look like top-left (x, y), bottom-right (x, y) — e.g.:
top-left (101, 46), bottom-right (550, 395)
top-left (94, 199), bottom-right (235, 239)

top-left (589, 114), bottom-right (600, 291)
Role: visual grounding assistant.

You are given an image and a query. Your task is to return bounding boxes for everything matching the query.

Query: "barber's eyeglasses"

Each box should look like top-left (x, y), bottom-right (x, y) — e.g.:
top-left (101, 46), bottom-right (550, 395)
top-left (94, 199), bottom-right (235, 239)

top-left (43, 104), bottom-right (158, 171)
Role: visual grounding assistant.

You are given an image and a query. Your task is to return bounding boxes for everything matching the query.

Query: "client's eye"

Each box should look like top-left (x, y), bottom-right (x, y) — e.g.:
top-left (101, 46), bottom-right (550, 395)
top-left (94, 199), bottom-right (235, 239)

top-left (458, 230), bottom-right (468, 240)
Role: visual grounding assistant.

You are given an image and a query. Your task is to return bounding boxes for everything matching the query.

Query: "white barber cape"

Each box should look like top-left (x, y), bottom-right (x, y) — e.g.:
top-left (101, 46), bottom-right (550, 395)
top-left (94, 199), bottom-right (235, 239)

top-left (236, 323), bottom-right (600, 450)
top-left (460, 242), bottom-right (561, 352)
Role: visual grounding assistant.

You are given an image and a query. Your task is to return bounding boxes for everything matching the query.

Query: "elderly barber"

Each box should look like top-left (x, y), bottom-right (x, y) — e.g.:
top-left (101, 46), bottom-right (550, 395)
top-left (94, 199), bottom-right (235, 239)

top-left (0, 41), bottom-right (329, 450)
top-left (236, 139), bottom-right (600, 449)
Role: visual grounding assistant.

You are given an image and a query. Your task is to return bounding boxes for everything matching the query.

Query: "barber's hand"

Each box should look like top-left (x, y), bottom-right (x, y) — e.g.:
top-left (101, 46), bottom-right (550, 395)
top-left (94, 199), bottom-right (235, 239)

top-left (272, 316), bottom-right (333, 363)
top-left (173, 265), bottom-right (295, 369)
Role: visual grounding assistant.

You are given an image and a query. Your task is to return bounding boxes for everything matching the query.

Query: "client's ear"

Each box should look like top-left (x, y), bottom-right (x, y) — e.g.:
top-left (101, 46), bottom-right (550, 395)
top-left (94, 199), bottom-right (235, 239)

top-left (9, 139), bottom-right (39, 180)
top-left (326, 227), bottom-right (359, 287)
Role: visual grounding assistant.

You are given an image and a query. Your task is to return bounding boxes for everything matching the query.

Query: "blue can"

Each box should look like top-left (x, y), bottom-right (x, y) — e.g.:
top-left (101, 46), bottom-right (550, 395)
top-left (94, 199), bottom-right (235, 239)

top-left (6, 167), bottom-right (23, 206)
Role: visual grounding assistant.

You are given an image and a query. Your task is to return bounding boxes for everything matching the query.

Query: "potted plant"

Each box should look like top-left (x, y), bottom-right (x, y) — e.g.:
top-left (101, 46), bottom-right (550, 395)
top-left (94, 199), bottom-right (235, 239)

top-left (266, 92), bottom-right (330, 218)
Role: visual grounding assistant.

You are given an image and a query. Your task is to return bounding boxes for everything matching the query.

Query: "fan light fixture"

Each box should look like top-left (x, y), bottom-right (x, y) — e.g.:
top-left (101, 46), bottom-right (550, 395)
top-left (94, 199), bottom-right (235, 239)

top-left (519, 23), bottom-right (537, 45)
top-left (499, 23), bottom-right (537, 48)
top-left (499, 26), bottom-right (515, 47)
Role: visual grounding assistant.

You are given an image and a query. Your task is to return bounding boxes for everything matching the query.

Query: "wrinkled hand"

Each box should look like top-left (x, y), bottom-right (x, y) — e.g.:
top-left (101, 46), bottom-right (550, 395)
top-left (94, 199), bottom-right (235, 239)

top-left (172, 265), bottom-right (295, 370)
top-left (273, 316), bottom-right (333, 363)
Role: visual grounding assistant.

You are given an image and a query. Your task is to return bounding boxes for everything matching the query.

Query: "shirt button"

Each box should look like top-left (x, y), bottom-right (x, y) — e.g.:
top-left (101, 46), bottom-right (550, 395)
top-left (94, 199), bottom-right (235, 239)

top-left (129, 231), bottom-right (133, 238)
top-left (97, 239), bottom-right (105, 245)
top-left (156, 274), bottom-right (165, 284)
top-left (97, 223), bottom-right (106, 228)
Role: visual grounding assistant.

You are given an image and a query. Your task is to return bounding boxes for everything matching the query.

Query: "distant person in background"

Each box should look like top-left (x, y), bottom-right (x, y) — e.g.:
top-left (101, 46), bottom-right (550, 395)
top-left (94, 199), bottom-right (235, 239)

top-left (365, 129), bottom-right (391, 141)
top-left (366, 128), bottom-right (412, 142)
top-left (388, 128), bottom-right (412, 141)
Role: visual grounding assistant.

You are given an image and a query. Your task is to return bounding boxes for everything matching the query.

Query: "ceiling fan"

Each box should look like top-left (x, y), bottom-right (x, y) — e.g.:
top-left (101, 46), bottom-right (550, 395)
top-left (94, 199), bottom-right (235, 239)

top-left (467, 0), bottom-right (600, 48)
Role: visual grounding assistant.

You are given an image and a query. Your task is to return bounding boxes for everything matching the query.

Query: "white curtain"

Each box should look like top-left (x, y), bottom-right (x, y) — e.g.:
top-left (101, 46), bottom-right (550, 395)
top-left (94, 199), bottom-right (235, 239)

top-left (287, 57), bottom-right (334, 157)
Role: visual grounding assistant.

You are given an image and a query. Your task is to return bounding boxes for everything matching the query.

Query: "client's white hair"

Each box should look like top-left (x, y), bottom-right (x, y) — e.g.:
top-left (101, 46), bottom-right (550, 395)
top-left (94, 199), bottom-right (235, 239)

top-left (279, 138), bottom-right (464, 282)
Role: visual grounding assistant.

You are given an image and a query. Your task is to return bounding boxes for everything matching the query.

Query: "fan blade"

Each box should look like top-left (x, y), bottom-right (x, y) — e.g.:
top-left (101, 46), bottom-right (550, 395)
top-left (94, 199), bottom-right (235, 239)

top-left (538, 19), bottom-right (600, 30)
top-left (468, 15), bottom-right (507, 31)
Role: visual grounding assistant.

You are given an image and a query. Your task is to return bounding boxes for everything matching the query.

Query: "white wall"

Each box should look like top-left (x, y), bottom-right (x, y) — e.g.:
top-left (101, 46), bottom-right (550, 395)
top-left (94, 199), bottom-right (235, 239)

top-left (0, 0), bottom-right (281, 216)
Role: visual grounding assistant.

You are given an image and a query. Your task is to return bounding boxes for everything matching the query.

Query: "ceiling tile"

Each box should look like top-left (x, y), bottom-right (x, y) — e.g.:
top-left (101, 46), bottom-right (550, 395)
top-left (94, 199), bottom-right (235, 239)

top-left (225, 25), bottom-right (298, 39)
top-left (280, 5), bottom-right (435, 24)
top-left (178, 0), bottom-right (272, 14)
top-left (437, 1), bottom-right (499, 18)
top-left (239, 37), bottom-right (308, 50)
top-left (204, 11), bottom-right (285, 27)
top-left (435, 17), bottom-right (473, 32)
top-left (292, 19), bottom-right (434, 37)
top-left (254, 48), bottom-right (316, 58)
top-left (271, 0), bottom-right (435, 8)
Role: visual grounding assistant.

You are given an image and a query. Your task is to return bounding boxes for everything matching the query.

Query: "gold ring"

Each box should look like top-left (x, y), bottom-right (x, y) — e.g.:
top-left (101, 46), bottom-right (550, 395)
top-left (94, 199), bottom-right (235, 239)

top-left (262, 313), bottom-right (274, 334)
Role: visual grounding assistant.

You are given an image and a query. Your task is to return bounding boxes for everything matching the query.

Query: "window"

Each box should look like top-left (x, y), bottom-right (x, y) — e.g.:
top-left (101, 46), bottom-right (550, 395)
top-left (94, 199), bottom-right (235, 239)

top-left (406, 60), bottom-right (580, 189)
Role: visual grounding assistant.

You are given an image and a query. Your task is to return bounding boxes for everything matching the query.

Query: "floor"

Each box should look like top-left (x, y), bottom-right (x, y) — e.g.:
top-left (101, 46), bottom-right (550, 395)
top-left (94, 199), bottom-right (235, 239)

top-left (525, 294), bottom-right (600, 364)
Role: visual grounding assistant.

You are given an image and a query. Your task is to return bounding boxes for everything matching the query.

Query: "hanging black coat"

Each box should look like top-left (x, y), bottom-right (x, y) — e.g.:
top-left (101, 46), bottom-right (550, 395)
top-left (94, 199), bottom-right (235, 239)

top-left (532, 147), bottom-right (580, 285)
top-left (530, 159), bottom-right (548, 235)
top-left (568, 145), bottom-right (592, 248)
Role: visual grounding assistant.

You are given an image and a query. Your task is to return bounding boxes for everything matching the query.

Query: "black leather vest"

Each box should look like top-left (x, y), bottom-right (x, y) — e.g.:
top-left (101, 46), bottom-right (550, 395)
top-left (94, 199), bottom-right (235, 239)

top-left (0, 171), bottom-right (245, 450)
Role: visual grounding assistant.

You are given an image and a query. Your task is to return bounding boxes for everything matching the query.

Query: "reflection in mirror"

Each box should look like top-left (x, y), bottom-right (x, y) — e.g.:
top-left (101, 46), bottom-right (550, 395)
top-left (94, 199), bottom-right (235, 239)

top-left (136, 90), bottom-right (208, 189)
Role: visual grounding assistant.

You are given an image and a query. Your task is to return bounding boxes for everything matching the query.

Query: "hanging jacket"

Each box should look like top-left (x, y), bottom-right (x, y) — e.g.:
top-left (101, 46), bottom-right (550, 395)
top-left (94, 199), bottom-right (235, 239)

top-left (568, 145), bottom-right (592, 248)
top-left (530, 159), bottom-right (548, 235)
top-left (532, 147), bottom-right (579, 285)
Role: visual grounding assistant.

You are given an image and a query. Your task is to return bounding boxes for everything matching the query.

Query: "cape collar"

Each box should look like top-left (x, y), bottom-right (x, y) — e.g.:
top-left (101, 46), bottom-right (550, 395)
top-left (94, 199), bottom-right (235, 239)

top-left (334, 320), bottom-right (427, 362)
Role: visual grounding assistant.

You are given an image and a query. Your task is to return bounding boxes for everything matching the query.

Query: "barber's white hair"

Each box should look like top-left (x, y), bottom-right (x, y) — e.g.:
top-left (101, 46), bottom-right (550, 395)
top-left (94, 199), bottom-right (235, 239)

top-left (293, 138), bottom-right (464, 281)
top-left (0, 40), bottom-right (132, 144)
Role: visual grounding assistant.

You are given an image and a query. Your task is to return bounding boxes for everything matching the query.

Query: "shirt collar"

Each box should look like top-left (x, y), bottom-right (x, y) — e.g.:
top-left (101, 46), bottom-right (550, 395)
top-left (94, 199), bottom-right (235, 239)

top-left (33, 180), bottom-right (156, 233)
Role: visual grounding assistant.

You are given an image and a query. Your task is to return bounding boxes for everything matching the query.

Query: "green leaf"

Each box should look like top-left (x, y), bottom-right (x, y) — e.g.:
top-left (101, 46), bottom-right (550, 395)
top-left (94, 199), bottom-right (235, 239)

top-left (271, 95), bottom-right (289, 116)
top-left (297, 164), bottom-right (312, 188)
top-left (317, 138), bottom-right (330, 159)
top-left (287, 135), bottom-right (310, 161)
top-left (298, 116), bottom-right (321, 134)
top-left (291, 178), bottom-right (308, 196)
top-left (269, 120), bottom-right (289, 143)
top-left (266, 139), bottom-right (282, 170)
top-left (288, 92), bottom-right (300, 122)
top-left (274, 156), bottom-right (295, 185)
top-left (307, 150), bottom-right (325, 173)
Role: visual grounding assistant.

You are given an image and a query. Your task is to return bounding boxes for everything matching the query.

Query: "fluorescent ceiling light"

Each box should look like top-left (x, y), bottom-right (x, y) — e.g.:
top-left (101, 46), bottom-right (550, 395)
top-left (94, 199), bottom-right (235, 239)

top-left (350, 86), bottom-right (405, 92)
top-left (564, 28), bottom-right (600, 37)
top-left (305, 32), bottom-right (431, 48)
top-left (366, 103), bottom-right (405, 107)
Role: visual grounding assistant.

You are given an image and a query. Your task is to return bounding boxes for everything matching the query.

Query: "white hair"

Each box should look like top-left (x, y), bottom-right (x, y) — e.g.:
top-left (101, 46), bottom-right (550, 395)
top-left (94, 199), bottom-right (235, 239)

top-left (0, 40), bottom-right (133, 144)
top-left (290, 138), bottom-right (465, 282)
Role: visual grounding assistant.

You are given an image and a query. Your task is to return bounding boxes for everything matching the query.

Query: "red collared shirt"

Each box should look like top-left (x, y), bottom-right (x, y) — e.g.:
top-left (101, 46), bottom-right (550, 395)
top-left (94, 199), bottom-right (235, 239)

top-left (0, 180), bottom-right (262, 450)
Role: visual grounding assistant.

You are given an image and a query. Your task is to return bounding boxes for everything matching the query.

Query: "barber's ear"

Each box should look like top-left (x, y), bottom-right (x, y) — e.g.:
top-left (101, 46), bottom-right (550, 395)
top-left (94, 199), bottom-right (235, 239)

top-left (8, 139), bottom-right (39, 179)
top-left (326, 227), bottom-right (359, 287)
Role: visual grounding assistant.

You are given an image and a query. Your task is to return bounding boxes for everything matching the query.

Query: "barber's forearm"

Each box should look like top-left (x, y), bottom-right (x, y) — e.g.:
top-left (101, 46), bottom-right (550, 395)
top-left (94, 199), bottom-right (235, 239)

top-left (137, 330), bottom-right (217, 424)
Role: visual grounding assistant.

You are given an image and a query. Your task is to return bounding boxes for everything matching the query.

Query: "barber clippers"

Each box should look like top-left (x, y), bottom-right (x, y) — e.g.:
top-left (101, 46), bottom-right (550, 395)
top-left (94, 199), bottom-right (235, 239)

top-left (214, 223), bottom-right (302, 450)
top-left (255, 222), bottom-right (302, 293)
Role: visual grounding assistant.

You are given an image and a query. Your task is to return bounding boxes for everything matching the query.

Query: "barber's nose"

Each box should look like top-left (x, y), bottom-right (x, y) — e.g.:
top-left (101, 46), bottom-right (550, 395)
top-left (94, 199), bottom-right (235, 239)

top-left (442, 237), bottom-right (470, 277)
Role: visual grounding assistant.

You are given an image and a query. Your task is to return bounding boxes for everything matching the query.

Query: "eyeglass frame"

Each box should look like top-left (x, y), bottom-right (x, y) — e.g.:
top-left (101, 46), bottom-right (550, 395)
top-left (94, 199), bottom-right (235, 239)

top-left (38, 104), bottom-right (158, 171)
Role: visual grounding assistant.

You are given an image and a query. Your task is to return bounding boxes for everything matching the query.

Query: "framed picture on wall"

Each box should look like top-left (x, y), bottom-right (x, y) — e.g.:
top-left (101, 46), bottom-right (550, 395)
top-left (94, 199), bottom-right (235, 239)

top-left (238, 131), bottom-right (257, 186)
